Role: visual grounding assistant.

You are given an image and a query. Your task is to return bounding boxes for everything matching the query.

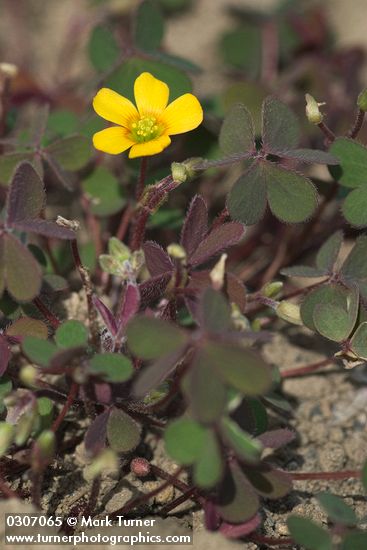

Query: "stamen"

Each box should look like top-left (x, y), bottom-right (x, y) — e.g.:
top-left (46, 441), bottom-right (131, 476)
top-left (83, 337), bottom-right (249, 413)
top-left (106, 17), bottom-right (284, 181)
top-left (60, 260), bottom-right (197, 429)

top-left (130, 116), bottom-right (162, 143)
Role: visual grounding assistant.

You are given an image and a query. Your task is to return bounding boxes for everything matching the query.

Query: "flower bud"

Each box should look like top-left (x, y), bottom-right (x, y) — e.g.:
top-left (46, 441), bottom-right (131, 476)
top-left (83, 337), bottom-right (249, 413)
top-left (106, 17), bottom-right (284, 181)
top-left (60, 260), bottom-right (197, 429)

top-left (32, 430), bottom-right (55, 471)
top-left (0, 422), bottom-right (14, 457)
top-left (262, 281), bottom-right (283, 298)
top-left (357, 88), bottom-right (367, 112)
top-left (130, 457), bottom-right (151, 478)
top-left (210, 254), bottom-right (227, 291)
top-left (305, 94), bottom-right (324, 125)
top-left (19, 365), bottom-right (38, 388)
top-left (167, 243), bottom-right (186, 260)
top-left (276, 301), bottom-right (302, 326)
top-left (108, 237), bottom-right (130, 262)
top-left (171, 158), bottom-right (200, 183)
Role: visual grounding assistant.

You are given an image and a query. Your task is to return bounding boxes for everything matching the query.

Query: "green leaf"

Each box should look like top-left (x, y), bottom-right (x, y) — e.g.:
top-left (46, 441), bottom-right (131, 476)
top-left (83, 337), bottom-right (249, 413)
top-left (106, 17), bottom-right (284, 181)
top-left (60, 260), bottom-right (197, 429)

top-left (204, 341), bottom-right (272, 396)
top-left (264, 162), bottom-right (318, 223)
top-left (329, 138), bottom-right (367, 188)
top-left (287, 516), bottom-right (332, 550)
top-left (0, 152), bottom-right (34, 186)
top-left (126, 316), bottom-right (187, 360)
top-left (342, 532), bottom-right (367, 550)
top-left (219, 103), bottom-right (255, 155)
top-left (185, 356), bottom-right (227, 424)
top-left (227, 162), bottom-right (267, 225)
top-left (90, 353), bottom-right (134, 383)
top-left (47, 109), bottom-right (78, 138)
top-left (82, 166), bottom-right (126, 216)
top-left (313, 303), bottom-right (353, 342)
top-left (193, 430), bottom-right (223, 488)
top-left (262, 96), bottom-right (300, 152)
top-left (342, 187), bottom-right (367, 228)
top-left (134, 0), bottom-right (164, 52)
top-left (281, 265), bottom-right (327, 278)
top-left (36, 397), bottom-right (54, 431)
top-left (107, 57), bottom-right (192, 103)
top-left (350, 322), bottom-right (367, 360)
top-left (316, 231), bottom-right (343, 272)
top-left (281, 148), bottom-right (339, 165)
top-left (221, 416), bottom-right (262, 464)
top-left (88, 25), bottom-right (120, 72)
top-left (164, 418), bottom-right (205, 465)
top-left (54, 320), bottom-right (88, 349)
top-left (201, 288), bottom-right (232, 332)
top-left (301, 284), bottom-right (351, 331)
top-left (22, 336), bottom-right (57, 367)
top-left (221, 82), bottom-right (267, 135)
top-left (3, 235), bottom-right (42, 303)
top-left (317, 492), bottom-right (357, 526)
top-left (220, 26), bottom-right (261, 78)
top-left (340, 235), bottom-right (367, 299)
top-left (217, 463), bottom-right (259, 523)
top-left (45, 135), bottom-right (92, 171)
top-left (107, 408), bottom-right (141, 453)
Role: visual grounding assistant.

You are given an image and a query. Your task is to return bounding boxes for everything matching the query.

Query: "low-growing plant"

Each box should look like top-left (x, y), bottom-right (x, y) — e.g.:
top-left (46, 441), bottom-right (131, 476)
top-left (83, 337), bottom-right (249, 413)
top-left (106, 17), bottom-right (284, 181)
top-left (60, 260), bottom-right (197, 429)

top-left (1, 0), bottom-right (367, 545)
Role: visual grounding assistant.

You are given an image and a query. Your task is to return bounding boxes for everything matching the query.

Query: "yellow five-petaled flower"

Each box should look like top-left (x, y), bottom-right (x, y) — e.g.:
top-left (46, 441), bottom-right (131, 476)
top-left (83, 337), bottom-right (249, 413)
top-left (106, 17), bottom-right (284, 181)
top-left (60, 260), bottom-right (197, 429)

top-left (92, 72), bottom-right (203, 159)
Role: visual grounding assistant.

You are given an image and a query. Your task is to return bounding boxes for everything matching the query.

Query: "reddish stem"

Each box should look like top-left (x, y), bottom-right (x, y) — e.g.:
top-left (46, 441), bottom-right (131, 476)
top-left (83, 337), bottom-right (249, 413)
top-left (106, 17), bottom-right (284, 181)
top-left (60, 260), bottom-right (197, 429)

top-left (347, 108), bottom-right (365, 138)
top-left (292, 470), bottom-right (361, 480)
top-left (51, 381), bottom-right (79, 432)
top-left (135, 157), bottom-right (149, 202)
top-left (317, 121), bottom-right (336, 143)
top-left (130, 209), bottom-right (149, 251)
top-left (33, 297), bottom-right (60, 330)
top-left (116, 203), bottom-right (134, 242)
top-left (281, 357), bottom-right (336, 378)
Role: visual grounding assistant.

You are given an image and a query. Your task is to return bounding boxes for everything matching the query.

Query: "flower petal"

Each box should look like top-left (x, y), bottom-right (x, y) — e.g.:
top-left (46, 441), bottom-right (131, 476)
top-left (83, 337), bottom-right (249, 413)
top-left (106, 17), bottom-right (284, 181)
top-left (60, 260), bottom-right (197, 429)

top-left (128, 135), bottom-right (171, 158)
top-left (134, 72), bottom-right (169, 116)
top-left (93, 127), bottom-right (135, 155)
top-left (163, 93), bottom-right (203, 135)
top-left (93, 88), bottom-right (138, 128)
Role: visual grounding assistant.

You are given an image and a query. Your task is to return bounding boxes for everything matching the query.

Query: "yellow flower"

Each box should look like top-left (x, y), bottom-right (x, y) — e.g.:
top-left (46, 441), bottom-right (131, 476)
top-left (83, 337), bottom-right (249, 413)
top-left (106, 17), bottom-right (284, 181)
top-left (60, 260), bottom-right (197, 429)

top-left (92, 72), bottom-right (203, 159)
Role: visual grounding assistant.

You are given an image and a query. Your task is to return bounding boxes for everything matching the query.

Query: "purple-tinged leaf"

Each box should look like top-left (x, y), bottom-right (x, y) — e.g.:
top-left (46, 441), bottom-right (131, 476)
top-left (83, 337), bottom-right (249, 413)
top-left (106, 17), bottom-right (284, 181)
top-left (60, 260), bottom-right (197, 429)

top-left (257, 428), bottom-right (296, 449)
top-left (4, 234), bottom-right (42, 302)
top-left (0, 336), bottom-right (11, 376)
top-left (245, 464), bottom-right (292, 499)
top-left (92, 295), bottom-right (117, 336)
top-left (199, 288), bottom-right (232, 332)
top-left (49, 346), bottom-right (86, 371)
top-left (227, 162), bottom-right (267, 226)
top-left (262, 96), bottom-right (300, 153)
top-left (133, 346), bottom-right (186, 398)
top-left (43, 152), bottom-right (74, 191)
top-left (107, 407), bottom-right (141, 453)
top-left (143, 241), bottom-right (173, 277)
top-left (180, 195), bottom-right (208, 258)
top-left (184, 270), bottom-right (211, 322)
top-left (226, 272), bottom-right (246, 312)
top-left (6, 161), bottom-right (45, 226)
top-left (0, 152), bottom-right (34, 186)
top-left (45, 135), bottom-right (92, 171)
top-left (189, 223), bottom-right (245, 267)
top-left (219, 514), bottom-right (261, 538)
top-left (84, 410), bottom-right (109, 456)
top-left (127, 315), bottom-right (187, 360)
top-left (116, 282), bottom-right (140, 333)
top-left (7, 317), bottom-right (48, 340)
top-left (139, 272), bottom-right (172, 308)
top-left (217, 463), bottom-right (259, 523)
top-left (279, 148), bottom-right (339, 165)
top-left (14, 219), bottom-right (75, 240)
top-left (219, 103), bottom-right (255, 156)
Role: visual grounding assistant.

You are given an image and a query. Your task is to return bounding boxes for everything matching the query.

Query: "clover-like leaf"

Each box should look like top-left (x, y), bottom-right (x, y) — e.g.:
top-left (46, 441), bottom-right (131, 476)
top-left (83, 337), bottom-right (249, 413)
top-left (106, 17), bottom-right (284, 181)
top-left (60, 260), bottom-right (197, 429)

top-left (82, 166), bottom-right (126, 216)
top-left (341, 532), bottom-right (367, 550)
top-left (287, 516), bottom-right (332, 550)
top-left (85, 410), bottom-right (109, 456)
top-left (164, 418), bottom-right (206, 465)
top-left (189, 222), bottom-right (245, 266)
top-left (220, 417), bottom-right (262, 464)
top-left (317, 492), bottom-right (357, 526)
top-left (313, 285), bottom-right (358, 342)
top-left (22, 336), bottom-right (57, 367)
top-left (88, 24), bottom-right (120, 72)
top-left (7, 317), bottom-right (48, 340)
top-left (219, 103), bottom-right (255, 156)
top-left (217, 463), bottom-right (259, 523)
top-left (280, 148), bottom-right (339, 165)
top-left (227, 162), bottom-right (267, 225)
top-left (107, 408), bottom-right (141, 453)
top-left (55, 320), bottom-right (89, 349)
top-left (134, 0), bottom-right (164, 52)
top-left (90, 353), bottom-right (133, 383)
top-left (143, 241), bottom-right (173, 277)
top-left (193, 430), bottom-right (223, 488)
top-left (199, 288), bottom-right (232, 332)
top-left (329, 137), bottom-right (367, 188)
top-left (245, 464), bottom-right (292, 499)
top-left (340, 235), bottom-right (367, 299)
top-left (133, 347), bottom-right (184, 398)
top-left (350, 322), bottom-right (367, 360)
top-left (126, 316), bottom-right (188, 360)
top-left (342, 187), bottom-right (367, 228)
top-left (45, 135), bottom-right (92, 171)
top-left (0, 152), bottom-right (34, 186)
top-left (180, 195), bottom-right (208, 258)
top-left (316, 231), bottom-right (343, 272)
top-left (262, 96), bottom-right (300, 153)
top-left (264, 162), bottom-right (318, 223)
top-left (301, 284), bottom-right (353, 332)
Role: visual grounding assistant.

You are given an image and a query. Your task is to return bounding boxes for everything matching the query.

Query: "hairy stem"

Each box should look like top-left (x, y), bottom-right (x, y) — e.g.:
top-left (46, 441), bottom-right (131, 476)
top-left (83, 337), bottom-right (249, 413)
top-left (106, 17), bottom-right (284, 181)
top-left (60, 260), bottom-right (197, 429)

top-left (347, 108), bottom-right (365, 138)
top-left (33, 297), bottom-right (60, 330)
top-left (135, 157), bottom-right (148, 202)
top-left (51, 381), bottom-right (79, 432)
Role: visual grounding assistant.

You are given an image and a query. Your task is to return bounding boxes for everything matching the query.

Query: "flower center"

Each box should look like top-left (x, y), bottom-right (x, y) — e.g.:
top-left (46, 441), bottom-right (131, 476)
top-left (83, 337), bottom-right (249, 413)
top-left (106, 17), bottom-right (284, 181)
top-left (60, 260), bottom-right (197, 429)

top-left (130, 116), bottom-right (162, 143)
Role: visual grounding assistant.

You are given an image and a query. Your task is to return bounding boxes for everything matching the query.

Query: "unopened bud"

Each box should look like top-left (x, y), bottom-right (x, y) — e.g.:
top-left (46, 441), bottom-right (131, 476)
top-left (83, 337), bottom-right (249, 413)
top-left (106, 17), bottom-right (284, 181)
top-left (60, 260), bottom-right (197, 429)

top-left (171, 158), bottom-right (199, 183)
top-left (210, 254), bottom-right (227, 290)
top-left (0, 422), bottom-right (14, 456)
top-left (19, 365), bottom-right (38, 388)
top-left (32, 430), bottom-right (55, 471)
top-left (130, 457), bottom-right (151, 478)
top-left (15, 408), bottom-right (38, 446)
top-left (167, 243), bottom-right (186, 261)
top-left (108, 237), bottom-right (130, 262)
top-left (84, 449), bottom-right (119, 481)
top-left (0, 62), bottom-right (18, 78)
top-left (56, 216), bottom-right (80, 231)
top-left (262, 281), bottom-right (283, 298)
top-left (357, 88), bottom-right (367, 112)
top-left (305, 94), bottom-right (325, 125)
top-left (276, 301), bottom-right (302, 326)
